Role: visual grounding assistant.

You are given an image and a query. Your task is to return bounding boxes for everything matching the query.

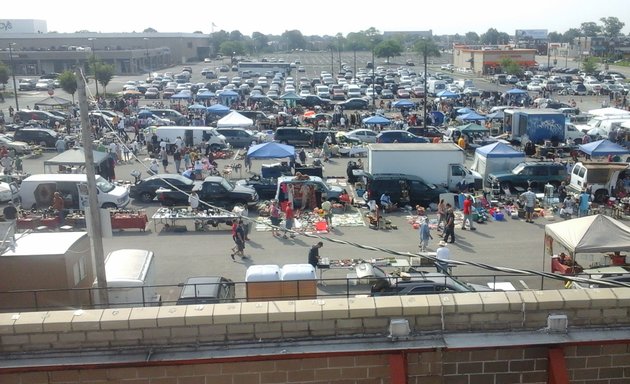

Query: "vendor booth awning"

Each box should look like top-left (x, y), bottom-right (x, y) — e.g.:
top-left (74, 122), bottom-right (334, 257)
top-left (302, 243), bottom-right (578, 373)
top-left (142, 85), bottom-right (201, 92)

top-left (545, 215), bottom-right (630, 255)
top-left (392, 100), bottom-right (415, 108)
top-left (471, 142), bottom-right (525, 186)
top-left (44, 147), bottom-right (109, 168)
top-left (436, 90), bottom-right (459, 98)
top-left (362, 115), bottom-right (391, 125)
top-left (246, 142), bottom-right (295, 160)
top-left (195, 90), bottom-right (216, 100)
top-left (34, 96), bottom-right (73, 110)
top-left (217, 111), bottom-right (254, 128)
top-left (456, 123), bottom-right (487, 133)
top-left (458, 111), bottom-right (487, 122)
top-left (506, 88), bottom-right (528, 95)
top-left (587, 107), bottom-right (630, 117)
top-left (206, 104), bottom-right (230, 114)
top-left (579, 139), bottom-right (629, 157)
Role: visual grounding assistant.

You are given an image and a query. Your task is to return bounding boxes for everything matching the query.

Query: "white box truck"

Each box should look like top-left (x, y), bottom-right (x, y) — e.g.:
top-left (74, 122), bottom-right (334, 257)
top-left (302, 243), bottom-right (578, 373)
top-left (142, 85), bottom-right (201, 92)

top-left (155, 126), bottom-right (227, 150)
top-left (367, 143), bottom-right (483, 192)
top-left (93, 249), bottom-right (161, 308)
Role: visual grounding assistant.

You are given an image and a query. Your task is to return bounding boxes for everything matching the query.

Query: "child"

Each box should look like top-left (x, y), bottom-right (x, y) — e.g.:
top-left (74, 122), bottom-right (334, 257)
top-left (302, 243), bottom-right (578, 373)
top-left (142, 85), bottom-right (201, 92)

top-left (419, 218), bottom-right (432, 252)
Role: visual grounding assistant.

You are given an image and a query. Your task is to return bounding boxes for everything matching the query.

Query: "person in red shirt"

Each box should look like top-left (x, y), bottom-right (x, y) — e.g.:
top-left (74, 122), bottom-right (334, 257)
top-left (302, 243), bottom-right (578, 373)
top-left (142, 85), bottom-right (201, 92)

top-left (283, 202), bottom-right (296, 239)
top-left (461, 195), bottom-right (476, 231)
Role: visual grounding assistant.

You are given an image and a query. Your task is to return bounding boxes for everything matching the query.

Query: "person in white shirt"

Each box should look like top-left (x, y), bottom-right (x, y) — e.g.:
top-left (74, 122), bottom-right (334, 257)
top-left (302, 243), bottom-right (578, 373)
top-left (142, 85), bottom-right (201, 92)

top-left (188, 191), bottom-right (200, 211)
top-left (435, 241), bottom-right (451, 274)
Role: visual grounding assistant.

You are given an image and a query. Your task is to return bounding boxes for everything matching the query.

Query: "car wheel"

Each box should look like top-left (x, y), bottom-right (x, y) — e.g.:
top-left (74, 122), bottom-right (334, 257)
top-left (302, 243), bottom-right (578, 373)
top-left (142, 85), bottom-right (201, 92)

top-left (139, 192), bottom-right (154, 203)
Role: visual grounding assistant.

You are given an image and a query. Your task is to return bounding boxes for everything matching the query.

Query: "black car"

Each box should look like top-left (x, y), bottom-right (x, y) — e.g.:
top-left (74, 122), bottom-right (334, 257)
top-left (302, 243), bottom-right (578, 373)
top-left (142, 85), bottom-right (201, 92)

top-left (487, 162), bottom-right (568, 193)
top-left (338, 98), bottom-right (369, 110)
top-left (274, 127), bottom-right (314, 146)
top-left (157, 176), bottom-right (258, 209)
top-left (13, 127), bottom-right (67, 148)
top-left (376, 130), bottom-right (429, 144)
top-left (15, 110), bottom-right (66, 126)
top-left (406, 126), bottom-right (444, 139)
top-left (236, 177), bottom-right (278, 200)
top-left (176, 276), bottom-right (235, 305)
top-left (363, 173), bottom-right (447, 207)
top-left (296, 95), bottom-right (332, 109)
top-left (129, 174), bottom-right (195, 203)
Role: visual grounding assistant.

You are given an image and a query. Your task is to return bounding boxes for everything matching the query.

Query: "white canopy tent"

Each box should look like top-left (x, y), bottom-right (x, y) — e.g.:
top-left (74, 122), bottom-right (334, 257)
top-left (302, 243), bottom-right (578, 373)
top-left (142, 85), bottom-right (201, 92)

top-left (545, 215), bottom-right (630, 256)
top-left (586, 107), bottom-right (630, 117)
top-left (216, 111), bottom-right (254, 128)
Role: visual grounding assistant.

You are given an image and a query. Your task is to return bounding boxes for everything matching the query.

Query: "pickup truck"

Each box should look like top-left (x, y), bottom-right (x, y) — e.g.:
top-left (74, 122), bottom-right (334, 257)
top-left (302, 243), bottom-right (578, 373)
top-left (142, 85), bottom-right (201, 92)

top-left (157, 176), bottom-right (258, 209)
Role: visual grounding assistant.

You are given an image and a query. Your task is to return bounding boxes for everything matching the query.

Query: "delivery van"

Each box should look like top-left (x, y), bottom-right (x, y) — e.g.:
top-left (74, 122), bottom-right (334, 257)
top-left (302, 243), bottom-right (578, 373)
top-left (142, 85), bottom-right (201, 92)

top-left (93, 249), bottom-right (161, 308)
top-left (19, 174), bottom-right (130, 210)
top-left (155, 126), bottom-right (227, 150)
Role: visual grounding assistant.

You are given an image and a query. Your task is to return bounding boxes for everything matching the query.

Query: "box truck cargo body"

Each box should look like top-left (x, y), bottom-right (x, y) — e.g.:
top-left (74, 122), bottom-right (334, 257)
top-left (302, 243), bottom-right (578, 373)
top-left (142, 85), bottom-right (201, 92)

top-left (367, 143), bottom-right (482, 192)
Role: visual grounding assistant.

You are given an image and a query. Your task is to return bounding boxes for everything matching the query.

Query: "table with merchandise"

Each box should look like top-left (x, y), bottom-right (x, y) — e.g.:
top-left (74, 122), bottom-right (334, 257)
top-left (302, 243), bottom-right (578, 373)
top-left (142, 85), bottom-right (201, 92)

top-left (151, 207), bottom-right (239, 232)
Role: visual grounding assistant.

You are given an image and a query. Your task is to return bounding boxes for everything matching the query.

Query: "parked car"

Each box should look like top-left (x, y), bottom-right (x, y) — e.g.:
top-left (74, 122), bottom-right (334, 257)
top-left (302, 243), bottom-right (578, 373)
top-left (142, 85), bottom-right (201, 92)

top-left (273, 127), bottom-right (314, 146)
top-left (18, 79), bottom-right (37, 91)
top-left (129, 174), bottom-right (195, 203)
top-left (363, 173), bottom-right (446, 207)
top-left (487, 162), bottom-right (568, 193)
top-left (345, 129), bottom-right (379, 143)
top-left (144, 87), bottom-right (160, 99)
top-left (405, 126), bottom-right (444, 139)
top-left (0, 134), bottom-right (32, 155)
top-left (376, 130), bottom-right (430, 144)
top-left (157, 176), bottom-right (258, 208)
top-left (13, 127), bottom-right (69, 148)
top-left (14, 110), bottom-right (65, 126)
top-left (338, 98), bottom-right (369, 110)
top-left (176, 276), bottom-right (235, 305)
top-left (215, 128), bottom-right (264, 148)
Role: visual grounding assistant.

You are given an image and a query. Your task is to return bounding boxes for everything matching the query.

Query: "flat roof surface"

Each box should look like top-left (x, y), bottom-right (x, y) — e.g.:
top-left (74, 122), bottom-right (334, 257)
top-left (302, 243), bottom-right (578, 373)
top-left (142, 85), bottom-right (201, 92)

top-left (368, 143), bottom-right (462, 151)
top-left (2, 232), bottom-right (86, 257)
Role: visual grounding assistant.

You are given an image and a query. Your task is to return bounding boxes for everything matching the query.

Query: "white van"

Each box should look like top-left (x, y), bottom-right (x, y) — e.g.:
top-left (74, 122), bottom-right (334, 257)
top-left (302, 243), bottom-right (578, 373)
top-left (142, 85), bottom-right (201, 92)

top-left (155, 126), bottom-right (227, 150)
top-left (427, 79), bottom-right (446, 96)
top-left (93, 249), bottom-right (160, 308)
top-left (575, 116), bottom-right (630, 136)
top-left (568, 162), bottom-right (629, 203)
top-left (19, 174), bottom-right (130, 210)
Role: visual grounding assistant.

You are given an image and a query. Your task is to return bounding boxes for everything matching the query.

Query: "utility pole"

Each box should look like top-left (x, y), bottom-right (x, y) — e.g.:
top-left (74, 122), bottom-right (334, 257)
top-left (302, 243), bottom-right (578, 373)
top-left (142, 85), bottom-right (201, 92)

top-left (8, 43), bottom-right (19, 111)
top-left (76, 68), bottom-right (109, 306)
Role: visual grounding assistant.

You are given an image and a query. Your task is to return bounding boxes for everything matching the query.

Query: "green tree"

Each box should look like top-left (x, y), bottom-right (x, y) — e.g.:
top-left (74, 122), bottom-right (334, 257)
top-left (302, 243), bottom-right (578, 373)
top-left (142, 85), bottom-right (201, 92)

top-left (251, 32), bottom-right (269, 54)
top-left (209, 31), bottom-right (230, 58)
top-left (58, 71), bottom-right (77, 102)
top-left (547, 31), bottom-right (563, 43)
top-left (95, 63), bottom-right (114, 95)
top-left (229, 30), bottom-right (244, 41)
top-left (499, 57), bottom-right (523, 76)
top-left (480, 28), bottom-right (503, 45)
top-left (219, 41), bottom-right (245, 58)
top-left (281, 30), bottom-right (306, 51)
top-left (0, 62), bottom-right (9, 88)
top-left (563, 28), bottom-right (582, 43)
top-left (413, 38), bottom-right (441, 60)
top-left (464, 32), bottom-right (480, 44)
top-left (600, 17), bottom-right (625, 38)
top-left (374, 39), bottom-right (403, 63)
top-left (580, 22), bottom-right (601, 37)
top-left (582, 56), bottom-right (599, 73)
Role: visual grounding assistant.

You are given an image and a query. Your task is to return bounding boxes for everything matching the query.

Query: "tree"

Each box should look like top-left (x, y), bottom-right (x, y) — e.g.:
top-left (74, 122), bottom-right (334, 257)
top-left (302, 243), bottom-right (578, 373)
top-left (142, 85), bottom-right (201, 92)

top-left (0, 62), bottom-right (9, 88)
top-left (548, 32), bottom-right (563, 43)
top-left (480, 28), bottom-right (502, 45)
top-left (413, 38), bottom-right (441, 59)
top-left (580, 22), bottom-right (601, 37)
top-left (464, 32), bottom-right (480, 44)
top-left (374, 39), bottom-right (403, 63)
top-left (143, 28), bottom-right (157, 33)
top-left (58, 71), bottom-right (77, 102)
top-left (499, 57), bottom-right (523, 76)
top-left (95, 63), bottom-right (114, 95)
top-left (600, 17), bottom-right (625, 38)
top-left (229, 30), bottom-right (244, 41)
top-left (281, 30), bottom-right (306, 51)
top-left (251, 32), bottom-right (269, 54)
top-left (563, 28), bottom-right (582, 43)
top-left (582, 56), bottom-right (599, 74)
top-left (219, 41), bottom-right (245, 58)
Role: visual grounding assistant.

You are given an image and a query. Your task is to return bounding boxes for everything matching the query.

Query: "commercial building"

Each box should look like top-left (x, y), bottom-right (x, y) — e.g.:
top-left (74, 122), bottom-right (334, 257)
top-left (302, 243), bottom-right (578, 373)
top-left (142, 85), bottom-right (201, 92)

top-left (453, 45), bottom-right (537, 75)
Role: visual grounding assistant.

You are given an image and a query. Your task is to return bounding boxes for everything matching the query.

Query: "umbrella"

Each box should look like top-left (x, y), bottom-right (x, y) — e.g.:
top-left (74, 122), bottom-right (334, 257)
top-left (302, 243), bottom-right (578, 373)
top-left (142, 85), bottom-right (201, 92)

top-left (362, 115), bottom-right (391, 125)
top-left (392, 99), bottom-right (414, 108)
top-left (188, 104), bottom-right (207, 111)
top-left (436, 90), bottom-right (459, 98)
top-left (457, 107), bottom-right (473, 114)
top-left (206, 104), bottom-right (230, 114)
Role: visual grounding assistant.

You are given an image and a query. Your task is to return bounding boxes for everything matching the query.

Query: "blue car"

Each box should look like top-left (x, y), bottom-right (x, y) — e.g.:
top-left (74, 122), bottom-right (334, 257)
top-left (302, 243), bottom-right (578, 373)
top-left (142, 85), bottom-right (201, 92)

top-left (376, 130), bottom-right (430, 143)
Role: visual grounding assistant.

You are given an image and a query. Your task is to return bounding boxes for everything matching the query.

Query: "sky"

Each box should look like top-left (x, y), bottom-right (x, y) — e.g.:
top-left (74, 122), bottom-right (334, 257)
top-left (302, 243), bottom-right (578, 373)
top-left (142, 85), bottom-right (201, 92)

top-left (11, 0), bottom-right (630, 37)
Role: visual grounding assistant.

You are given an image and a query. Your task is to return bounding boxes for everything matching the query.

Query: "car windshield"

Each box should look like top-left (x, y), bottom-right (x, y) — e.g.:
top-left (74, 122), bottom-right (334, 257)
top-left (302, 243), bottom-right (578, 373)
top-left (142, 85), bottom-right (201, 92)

top-left (512, 164), bottom-right (526, 174)
top-left (221, 178), bottom-right (234, 191)
top-left (96, 176), bottom-right (116, 193)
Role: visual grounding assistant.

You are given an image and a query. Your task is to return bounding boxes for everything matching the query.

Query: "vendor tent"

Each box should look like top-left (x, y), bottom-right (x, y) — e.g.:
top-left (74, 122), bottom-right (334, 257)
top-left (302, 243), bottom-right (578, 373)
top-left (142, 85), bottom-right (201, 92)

top-left (506, 88), bottom-right (528, 95)
top-left (206, 104), bottom-right (230, 114)
top-left (170, 92), bottom-right (192, 99)
top-left (457, 107), bottom-right (473, 114)
top-left (247, 142), bottom-right (295, 160)
top-left (587, 107), bottom-right (630, 117)
top-left (217, 111), bottom-right (254, 128)
top-left (34, 96), bottom-right (73, 110)
top-left (392, 100), bottom-right (415, 108)
top-left (486, 110), bottom-right (504, 120)
top-left (471, 142), bottom-right (525, 185)
top-left (458, 111), bottom-right (487, 122)
top-left (43, 147), bottom-right (112, 176)
top-left (545, 215), bottom-right (630, 255)
top-left (456, 123), bottom-right (487, 133)
top-left (362, 115), bottom-right (391, 125)
top-left (579, 139), bottom-right (629, 157)
top-left (436, 90), bottom-right (459, 99)
top-left (195, 90), bottom-right (215, 100)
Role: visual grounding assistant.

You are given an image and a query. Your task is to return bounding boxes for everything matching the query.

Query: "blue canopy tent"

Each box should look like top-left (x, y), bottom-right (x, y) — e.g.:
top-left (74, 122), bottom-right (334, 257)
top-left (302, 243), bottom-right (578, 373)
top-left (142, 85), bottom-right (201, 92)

top-left (246, 142), bottom-right (295, 160)
top-left (430, 111), bottom-right (445, 126)
top-left (437, 90), bottom-right (459, 99)
top-left (579, 139), bottom-right (630, 157)
top-left (195, 90), bottom-right (215, 100)
top-left (362, 115), bottom-right (391, 125)
top-left (206, 104), bottom-right (230, 115)
top-left (471, 142), bottom-right (525, 185)
top-left (457, 107), bottom-right (474, 114)
top-left (506, 88), bottom-right (528, 95)
top-left (392, 99), bottom-right (415, 108)
top-left (171, 92), bottom-right (192, 100)
top-left (137, 109), bottom-right (153, 118)
top-left (218, 90), bottom-right (239, 106)
top-left (486, 110), bottom-right (505, 120)
top-left (458, 111), bottom-right (487, 122)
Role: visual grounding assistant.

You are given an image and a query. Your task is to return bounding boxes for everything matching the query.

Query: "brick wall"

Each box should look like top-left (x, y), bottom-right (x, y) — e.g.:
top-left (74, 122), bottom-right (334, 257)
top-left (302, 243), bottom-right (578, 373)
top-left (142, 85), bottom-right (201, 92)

top-left (2, 289), bottom-right (630, 383)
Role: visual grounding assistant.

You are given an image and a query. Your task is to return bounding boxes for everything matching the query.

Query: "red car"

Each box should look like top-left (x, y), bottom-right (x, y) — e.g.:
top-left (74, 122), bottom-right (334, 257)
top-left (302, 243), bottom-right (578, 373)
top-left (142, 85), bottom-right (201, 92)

top-left (397, 89), bottom-right (411, 98)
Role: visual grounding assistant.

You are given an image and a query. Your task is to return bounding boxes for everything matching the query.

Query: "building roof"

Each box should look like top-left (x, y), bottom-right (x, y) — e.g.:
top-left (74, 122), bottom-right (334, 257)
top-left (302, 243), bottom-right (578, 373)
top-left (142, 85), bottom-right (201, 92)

top-left (2, 232), bottom-right (87, 257)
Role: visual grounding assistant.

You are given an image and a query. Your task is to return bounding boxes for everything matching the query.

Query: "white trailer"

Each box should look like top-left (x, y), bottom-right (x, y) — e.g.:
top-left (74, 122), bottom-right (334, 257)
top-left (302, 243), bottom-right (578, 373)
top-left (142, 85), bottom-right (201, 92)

top-left (367, 143), bottom-right (483, 192)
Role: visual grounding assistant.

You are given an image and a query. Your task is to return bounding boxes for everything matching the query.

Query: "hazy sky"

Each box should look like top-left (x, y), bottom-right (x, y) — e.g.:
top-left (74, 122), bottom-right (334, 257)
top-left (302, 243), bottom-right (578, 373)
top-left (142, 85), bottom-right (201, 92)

top-left (11, 0), bottom-right (630, 37)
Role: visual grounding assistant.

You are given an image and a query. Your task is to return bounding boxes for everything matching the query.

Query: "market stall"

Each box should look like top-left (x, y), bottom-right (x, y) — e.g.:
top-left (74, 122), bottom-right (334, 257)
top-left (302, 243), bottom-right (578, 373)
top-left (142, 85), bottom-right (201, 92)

top-left (545, 214), bottom-right (630, 275)
top-left (151, 206), bottom-right (239, 232)
top-left (43, 148), bottom-right (113, 178)
top-left (110, 210), bottom-right (148, 231)
top-left (471, 142), bottom-right (525, 188)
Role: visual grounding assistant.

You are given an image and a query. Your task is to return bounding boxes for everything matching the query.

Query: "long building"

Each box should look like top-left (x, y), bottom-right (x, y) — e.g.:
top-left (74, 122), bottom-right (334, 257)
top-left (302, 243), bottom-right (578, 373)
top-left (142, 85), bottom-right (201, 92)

top-left (453, 45), bottom-right (537, 75)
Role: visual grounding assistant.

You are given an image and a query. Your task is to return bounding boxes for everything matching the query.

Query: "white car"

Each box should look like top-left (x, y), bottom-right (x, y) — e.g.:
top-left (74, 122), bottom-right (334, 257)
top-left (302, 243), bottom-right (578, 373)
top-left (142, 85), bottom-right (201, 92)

top-left (346, 129), bottom-right (378, 143)
top-left (527, 82), bottom-right (543, 92)
top-left (299, 89), bottom-right (311, 97)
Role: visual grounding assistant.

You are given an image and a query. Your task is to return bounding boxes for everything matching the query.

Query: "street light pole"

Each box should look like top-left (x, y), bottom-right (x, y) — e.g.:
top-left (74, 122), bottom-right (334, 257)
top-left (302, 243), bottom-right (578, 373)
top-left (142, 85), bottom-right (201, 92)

top-left (87, 38), bottom-right (99, 98)
top-left (144, 38), bottom-right (150, 81)
top-left (330, 47), bottom-right (334, 77)
top-left (371, 46), bottom-right (375, 108)
top-left (423, 38), bottom-right (428, 129)
top-left (8, 43), bottom-right (19, 111)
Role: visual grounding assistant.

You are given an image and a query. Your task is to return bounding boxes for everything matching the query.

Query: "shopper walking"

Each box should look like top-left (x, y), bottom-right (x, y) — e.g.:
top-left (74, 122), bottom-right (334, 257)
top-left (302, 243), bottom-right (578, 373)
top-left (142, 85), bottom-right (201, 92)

top-left (443, 203), bottom-right (455, 244)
